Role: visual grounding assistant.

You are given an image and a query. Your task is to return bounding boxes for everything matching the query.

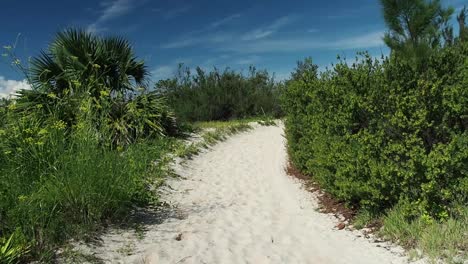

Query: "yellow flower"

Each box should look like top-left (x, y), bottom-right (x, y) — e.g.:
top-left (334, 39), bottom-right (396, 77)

top-left (100, 90), bottom-right (110, 97)
top-left (38, 128), bottom-right (48, 135)
top-left (18, 195), bottom-right (27, 202)
top-left (47, 93), bottom-right (57, 99)
top-left (71, 80), bottom-right (81, 88)
top-left (53, 120), bottom-right (66, 130)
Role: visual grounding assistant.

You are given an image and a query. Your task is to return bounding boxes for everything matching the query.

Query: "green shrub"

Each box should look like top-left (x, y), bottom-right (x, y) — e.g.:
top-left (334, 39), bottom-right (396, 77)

top-left (0, 28), bottom-right (180, 261)
top-left (0, 109), bottom-right (176, 258)
top-left (282, 42), bottom-right (468, 217)
top-left (380, 204), bottom-right (467, 261)
top-left (156, 65), bottom-right (283, 122)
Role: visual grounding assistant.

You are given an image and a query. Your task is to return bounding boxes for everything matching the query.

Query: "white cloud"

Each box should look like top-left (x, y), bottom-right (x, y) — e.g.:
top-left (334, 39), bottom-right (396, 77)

top-left (87, 0), bottom-right (135, 33)
top-left (162, 6), bottom-right (191, 20)
top-left (273, 71), bottom-right (291, 81)
top-left (209, 13), bottom-right (241, 29)
top-left (0, 76), bottom-right (31, 98)
top-left (242, 15), bottom-right (298, 41)
top-left (151, 65), bottom-right (175, 80)
top-left (161, 13), bottom-right (242, 49)
top-left (162, 29), bottom-right (384, 53)
top-left (330, 31), bottom-right (385, 50)
top-left (162, 14), bottom-right (297, 49)
top-left (235, 55), bottom-right (261, 65)
top-left (162, 32), bottom-right (234, 49)
top-left (222, 30), bottom-right (385, 53)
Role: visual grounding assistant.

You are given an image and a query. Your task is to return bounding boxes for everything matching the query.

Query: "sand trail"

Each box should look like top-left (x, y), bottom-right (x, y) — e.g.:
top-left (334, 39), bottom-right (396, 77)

top-left (78, 124), bottom-right (413, 264)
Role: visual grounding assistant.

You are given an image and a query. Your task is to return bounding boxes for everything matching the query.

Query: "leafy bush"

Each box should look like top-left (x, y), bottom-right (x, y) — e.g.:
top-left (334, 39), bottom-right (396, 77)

top-left (0, 29), bottom-right (180, 261)
top-left (282, 41), bottom-right (467, 218)
top-left (0, 102), bottom-right (178, 259)
top-left (156, 65), bottom-right (283, 122)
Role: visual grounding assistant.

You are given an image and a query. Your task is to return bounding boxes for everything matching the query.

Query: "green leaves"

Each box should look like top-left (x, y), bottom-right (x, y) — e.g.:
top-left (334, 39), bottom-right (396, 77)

top-left (282, 42), bottom-right (467, 218)
top-left (29, 28), bottom-right (147, 97)
top-left (155, 65), bottom-right (282, 122)
top-left (0, 230), bottom-right (28, 264)
top-left (381, 0), bottom-right (455, 69)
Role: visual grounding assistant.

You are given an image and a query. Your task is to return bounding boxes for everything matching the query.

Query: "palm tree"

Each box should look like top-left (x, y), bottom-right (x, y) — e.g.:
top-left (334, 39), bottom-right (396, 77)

top-left (14, 29), bottom-right (177, 146)
top-left (29, 29), bottom-right (147, 98)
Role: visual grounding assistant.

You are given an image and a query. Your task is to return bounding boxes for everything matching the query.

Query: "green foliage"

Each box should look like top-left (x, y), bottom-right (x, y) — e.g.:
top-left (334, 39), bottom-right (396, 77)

top-left (10, 29), bottom-right (177, 148)
top-left (380, 0), bottom-right (454, 67)
top-left (380, 204), bottom-right (467, 261)
top-left (156, 65), bottom-right (282, 122)
top-left (457, 6), bottom-right (468, 42)
top-left (0, 106), bottom-right (178, 259)
top-left (176, 120), bottom-right (253, 158)
top-left (0, 28), bottom-right (180, 261)
top-left (282, 41), bottom-right (468, 218)
top-left (29, 29), bottom-right (147, 97)
top-left (0, 230), bottom-right (28, 264)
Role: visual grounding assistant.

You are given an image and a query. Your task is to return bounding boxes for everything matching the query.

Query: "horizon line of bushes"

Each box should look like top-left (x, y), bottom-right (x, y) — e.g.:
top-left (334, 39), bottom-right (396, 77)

top-left (155, 64), bottom-right (283, 122)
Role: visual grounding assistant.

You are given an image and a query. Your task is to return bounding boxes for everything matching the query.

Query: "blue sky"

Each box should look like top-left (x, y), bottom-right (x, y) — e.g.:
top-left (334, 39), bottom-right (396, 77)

top-left (0, 0), bottom-right (466, 97)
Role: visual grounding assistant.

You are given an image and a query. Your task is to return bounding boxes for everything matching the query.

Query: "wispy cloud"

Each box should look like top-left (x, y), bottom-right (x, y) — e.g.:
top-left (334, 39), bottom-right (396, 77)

top-left (209, 13), bottom-right (242, 29)
top-left (151, 65), bottom-right (175, 80)
top-left (221, 30), bottom-right (385, 53)
top-left (241, 15), bottom-right (298, 41)
top-left (162, 14), bottom-right (296, 49)
top-left (161, 13), bottom-right (242, 49)
top-left (162, 33), bottom-right (234, 49)
top-left (235, 55), bottom-right (261, 65)
top-left (87, 0), bottom-right (135, 33)
top-left (330, 31), bottom-right (384, 49)
top-left (0, 76), bottom-right (31, 98)
top-left (307, 28), bottom-right (319, 33)
top-left (162, 6), bottom-right (191, 20)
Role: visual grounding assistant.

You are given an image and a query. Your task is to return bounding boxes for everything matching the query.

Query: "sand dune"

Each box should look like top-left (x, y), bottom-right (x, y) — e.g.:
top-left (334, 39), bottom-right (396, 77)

top-left (74, 124), bottom-right (417, 264)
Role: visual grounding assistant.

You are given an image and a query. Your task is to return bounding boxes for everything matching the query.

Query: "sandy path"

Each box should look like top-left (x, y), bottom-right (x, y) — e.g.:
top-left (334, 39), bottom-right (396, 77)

top-left (79, 124), bottom-right (413, 264)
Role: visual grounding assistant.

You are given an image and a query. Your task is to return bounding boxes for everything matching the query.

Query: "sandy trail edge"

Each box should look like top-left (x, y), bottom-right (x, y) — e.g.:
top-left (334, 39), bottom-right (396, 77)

top-left (71, 124), bottom-right (420, 264)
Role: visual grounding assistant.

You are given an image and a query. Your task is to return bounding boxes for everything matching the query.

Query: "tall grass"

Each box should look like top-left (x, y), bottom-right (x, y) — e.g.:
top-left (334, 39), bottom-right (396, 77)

top-left (0, 29), bottom-right (181, 262)
top-left (380, 205), bottom-right (467, 262)
top-left (0, 110), bottom-right (178, 261)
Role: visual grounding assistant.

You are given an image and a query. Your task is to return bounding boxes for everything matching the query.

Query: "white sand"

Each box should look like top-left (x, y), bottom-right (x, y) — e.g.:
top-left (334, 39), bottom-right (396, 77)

top-left (73, 124), bottom-right (418, 264)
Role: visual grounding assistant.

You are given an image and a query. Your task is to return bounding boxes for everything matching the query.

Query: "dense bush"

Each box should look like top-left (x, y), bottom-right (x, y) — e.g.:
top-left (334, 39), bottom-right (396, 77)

top-left (0, 29), bottom-right (180, 261)
top-left (155, 65), bottom-right (283, 122)
top-left (282, 42), bottom-right (467, 219)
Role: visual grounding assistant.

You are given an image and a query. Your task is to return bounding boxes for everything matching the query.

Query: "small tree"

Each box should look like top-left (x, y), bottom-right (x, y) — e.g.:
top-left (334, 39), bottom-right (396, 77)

top-left (380, 0), bottom-right (453, 67)
top-left (457, 6), bottom-right (468, 42)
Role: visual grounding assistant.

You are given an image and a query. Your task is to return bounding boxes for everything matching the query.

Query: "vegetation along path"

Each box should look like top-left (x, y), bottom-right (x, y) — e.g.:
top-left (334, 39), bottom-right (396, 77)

top-left (76, 124), bottom-right (416, 264)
